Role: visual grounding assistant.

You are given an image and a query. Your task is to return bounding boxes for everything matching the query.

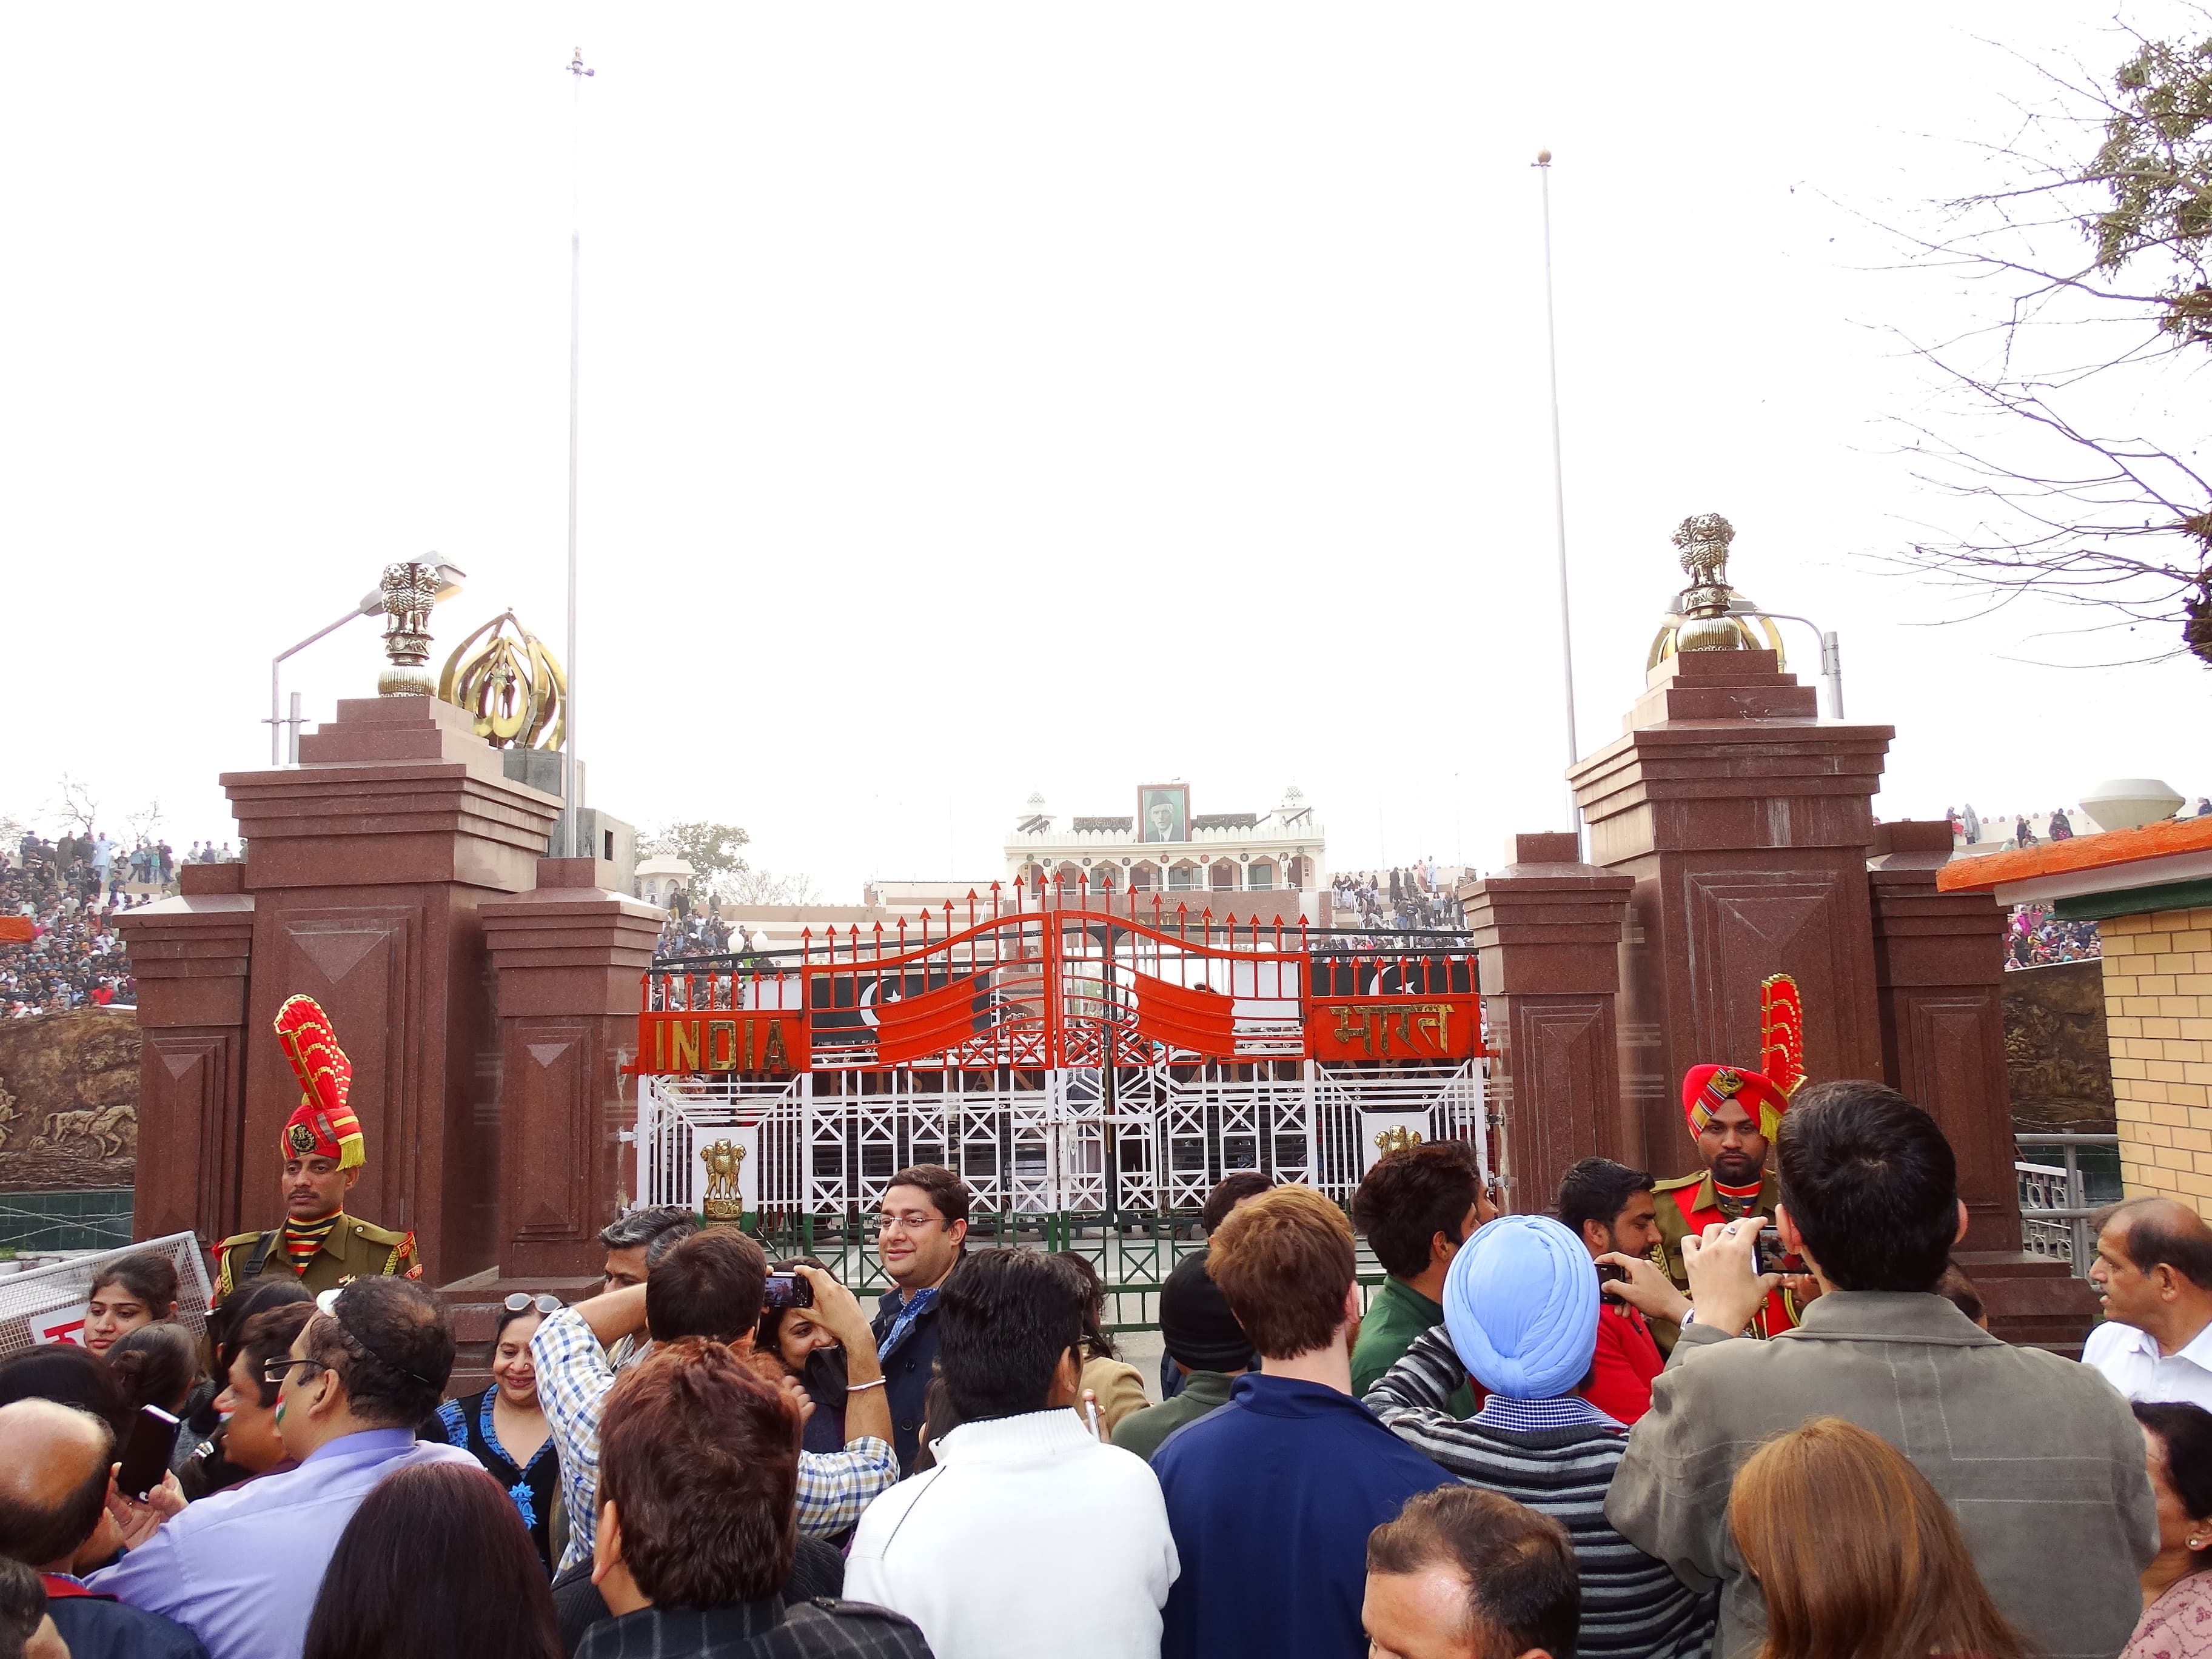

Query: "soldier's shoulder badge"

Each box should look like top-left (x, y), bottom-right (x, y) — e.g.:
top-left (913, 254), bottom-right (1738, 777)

top-left (1651, 1172), bottom-right (1703, 1193)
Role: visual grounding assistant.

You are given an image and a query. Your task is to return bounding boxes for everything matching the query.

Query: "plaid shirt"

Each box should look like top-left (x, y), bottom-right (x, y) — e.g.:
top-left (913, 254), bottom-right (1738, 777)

top-left (575, 1598), bottom-right (931, 1659)
top-left (533, 1308), bottom-right (897, 1572)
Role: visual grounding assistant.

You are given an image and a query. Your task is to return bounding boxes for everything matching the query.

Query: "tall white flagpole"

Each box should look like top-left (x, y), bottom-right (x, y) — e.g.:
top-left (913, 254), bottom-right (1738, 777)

top-left (1534, 149), bottom-right (1582, 842)
top-left (563, 47), bottom-right (592, 858)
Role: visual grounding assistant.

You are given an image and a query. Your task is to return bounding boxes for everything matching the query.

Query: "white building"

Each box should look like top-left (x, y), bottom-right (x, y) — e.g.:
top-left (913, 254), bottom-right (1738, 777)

top-left (1005, 783), bottom-right (1326, 905)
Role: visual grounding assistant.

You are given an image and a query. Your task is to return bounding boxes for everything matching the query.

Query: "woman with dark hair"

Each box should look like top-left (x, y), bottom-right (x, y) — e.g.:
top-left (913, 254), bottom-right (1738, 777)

top-left (2127, 1400), bottom-right (2212, 1657)
top-left (1729, 1415), bottom-right (2029, 1659)
top-left (759, 1257), bottom-right (849, 1455)
top-left (302, 1460), bottom-right (561, 1659)
top-left (83, 1252), bottom-right (179, 1357)
top-left (1044, 1252), bottom-right (1146, 1437)
top-left (181, 1301), bottom-right (315, 1499)
top-left (432, 1293), bottom-right (560, 1572)
top-left (106, 1322), bottom-right (204, 1471)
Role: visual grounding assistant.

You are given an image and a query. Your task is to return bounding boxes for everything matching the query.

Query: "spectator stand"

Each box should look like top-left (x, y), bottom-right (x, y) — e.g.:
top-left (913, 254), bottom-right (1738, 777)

top-left (634, 876), bottom-right (1489, 1329)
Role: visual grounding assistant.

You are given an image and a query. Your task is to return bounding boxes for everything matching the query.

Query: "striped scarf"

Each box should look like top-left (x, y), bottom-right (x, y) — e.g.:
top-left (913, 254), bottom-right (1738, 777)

top-left (284, 1212), bottom-right (340, 1273)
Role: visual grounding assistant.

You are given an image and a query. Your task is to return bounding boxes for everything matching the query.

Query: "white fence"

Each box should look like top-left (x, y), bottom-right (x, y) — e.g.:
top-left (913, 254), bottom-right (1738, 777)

top-left (634, 1058), bottom-right (1489, 1219)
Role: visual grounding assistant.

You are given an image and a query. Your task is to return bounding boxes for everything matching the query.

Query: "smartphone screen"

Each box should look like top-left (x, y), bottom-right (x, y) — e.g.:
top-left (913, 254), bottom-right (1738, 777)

top-left (115, 1404), bottom-right (182, 1500)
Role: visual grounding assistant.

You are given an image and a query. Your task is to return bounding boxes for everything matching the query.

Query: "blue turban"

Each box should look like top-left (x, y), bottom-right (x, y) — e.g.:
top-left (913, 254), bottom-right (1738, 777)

top-left (1441, 1213), bottom-right (1600, 1401)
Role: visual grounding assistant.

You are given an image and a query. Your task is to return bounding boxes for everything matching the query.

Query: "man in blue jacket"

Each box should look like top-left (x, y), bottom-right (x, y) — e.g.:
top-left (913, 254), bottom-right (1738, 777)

top-left (868, 1164), bottom-right (971, 1473)
top-left (1153, 1185), bottom-right (1453, 1659)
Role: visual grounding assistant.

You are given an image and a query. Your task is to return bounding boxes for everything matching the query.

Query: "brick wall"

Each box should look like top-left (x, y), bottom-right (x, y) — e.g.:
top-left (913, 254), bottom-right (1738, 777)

top-left (2104, 905), bottom-right (2212, 1210)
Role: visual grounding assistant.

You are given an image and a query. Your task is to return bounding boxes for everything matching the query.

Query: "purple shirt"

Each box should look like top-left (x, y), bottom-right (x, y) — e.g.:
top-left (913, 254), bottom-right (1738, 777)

top-left (90, 1427), bottom-right (476, 1659)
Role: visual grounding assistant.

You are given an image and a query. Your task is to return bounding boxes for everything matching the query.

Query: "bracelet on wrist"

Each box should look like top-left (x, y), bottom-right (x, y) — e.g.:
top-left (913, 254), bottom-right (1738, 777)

top-left (845, 1376), bottom-right (886, 1394)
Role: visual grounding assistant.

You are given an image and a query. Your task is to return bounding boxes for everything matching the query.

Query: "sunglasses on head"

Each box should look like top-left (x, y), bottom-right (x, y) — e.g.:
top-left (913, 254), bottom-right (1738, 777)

top-left (503, 1293), bottom-right (563, 1316)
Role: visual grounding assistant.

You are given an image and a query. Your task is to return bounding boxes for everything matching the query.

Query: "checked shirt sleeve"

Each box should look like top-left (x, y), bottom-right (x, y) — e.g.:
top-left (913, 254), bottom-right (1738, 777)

top-left (531, 1306), bottom-right (617, 1571)
top-left (794, 1437), bottom-right (898, 1538)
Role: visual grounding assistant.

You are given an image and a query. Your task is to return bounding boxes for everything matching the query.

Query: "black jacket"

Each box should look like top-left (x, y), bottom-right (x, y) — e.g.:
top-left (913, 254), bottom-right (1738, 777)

top-left (868, 1287), bottom-right (942, 1476)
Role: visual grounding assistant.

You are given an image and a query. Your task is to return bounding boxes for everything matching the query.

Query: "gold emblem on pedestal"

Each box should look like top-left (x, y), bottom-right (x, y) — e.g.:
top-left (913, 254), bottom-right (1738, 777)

top-left (438, 611), bottom-right (566, 749)
top-left (700, 1138), bottom-right (747, 1222)
top-left (1373, 1125), bottom-right (1423, 1157)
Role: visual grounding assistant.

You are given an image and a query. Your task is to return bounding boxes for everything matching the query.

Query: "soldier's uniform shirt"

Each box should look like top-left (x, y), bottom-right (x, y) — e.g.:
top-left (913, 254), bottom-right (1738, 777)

top-left (213, 1212), bottom-right (418, 1301)
top-left (1646, 1169), bottom-right (1794, 1353)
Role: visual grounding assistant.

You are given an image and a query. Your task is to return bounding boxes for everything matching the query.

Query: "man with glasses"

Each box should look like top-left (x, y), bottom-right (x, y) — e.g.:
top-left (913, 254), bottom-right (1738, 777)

top-left (869, 1164), bottom-right (971, 1473)
top-left (90, 1278), bottom-right (472, 1659)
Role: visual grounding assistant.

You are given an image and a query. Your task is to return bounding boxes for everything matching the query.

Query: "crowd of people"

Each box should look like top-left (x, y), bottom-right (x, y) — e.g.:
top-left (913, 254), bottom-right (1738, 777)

top-left (2008, 901), bottom-right (2104, 968)
top-left (13, 1084), bottom-right (2212, 1658)
top-left (1, 840), bottom-right (139, 1017)
top-left (1332, 862), bottom-right (1466, 936)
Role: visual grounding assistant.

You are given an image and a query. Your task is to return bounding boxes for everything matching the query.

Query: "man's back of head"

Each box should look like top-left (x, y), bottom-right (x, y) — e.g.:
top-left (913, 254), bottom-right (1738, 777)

top-left (645, 1228), bottom-right (767, 1345)
top-left (1351, 1142), bottom-right (1480, 1284)
top-left (305, 1278), bottom-right (456, 1430)
top-left (0, 1398), bottom-right (113, 1570)
top-left (937, 1248), bottom-right (1084, 1423)
top-left (1208, 1184), bottom-right (1356, 1362)
top-left (598, 1339), bottom-right (798, 1610)
top-left (1775, 1080), bottom-right (1959, 1293)
top-left (1202, 1172), bottom-right (1272, 1235)
top-left (1365, 1486), bottom-right (1578, 1659)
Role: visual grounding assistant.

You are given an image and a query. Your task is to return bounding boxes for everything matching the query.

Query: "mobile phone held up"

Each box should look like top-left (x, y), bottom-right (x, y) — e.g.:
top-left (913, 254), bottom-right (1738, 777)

top-left (1754, 1225), bottom-right (1803, 1278)
top-left (1595, 1261), bottom-right (1630, 1284)
top-left (762, 1272), bottom-right (814, 1311)
top-left (116, 1404), bottom-right (183, 1501)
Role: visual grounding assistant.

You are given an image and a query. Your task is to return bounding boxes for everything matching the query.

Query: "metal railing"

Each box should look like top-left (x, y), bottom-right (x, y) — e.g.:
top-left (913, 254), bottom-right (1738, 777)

top-left (2016, 1133), bottom-right (2120, 1275)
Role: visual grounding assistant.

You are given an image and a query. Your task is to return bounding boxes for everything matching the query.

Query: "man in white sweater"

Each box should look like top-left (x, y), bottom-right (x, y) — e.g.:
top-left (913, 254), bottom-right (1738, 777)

top-left (846, 1248), bottom-right (1178, 1659)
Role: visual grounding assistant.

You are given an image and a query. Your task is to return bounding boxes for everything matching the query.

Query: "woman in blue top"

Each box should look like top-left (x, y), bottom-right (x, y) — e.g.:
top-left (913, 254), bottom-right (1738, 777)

top-left (434, 1293), bottom-right (560, 1572)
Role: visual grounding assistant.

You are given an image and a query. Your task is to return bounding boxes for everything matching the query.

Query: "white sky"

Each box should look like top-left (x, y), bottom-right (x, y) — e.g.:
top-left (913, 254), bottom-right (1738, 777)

top-left (5, 5), bottom-right (2206, 896)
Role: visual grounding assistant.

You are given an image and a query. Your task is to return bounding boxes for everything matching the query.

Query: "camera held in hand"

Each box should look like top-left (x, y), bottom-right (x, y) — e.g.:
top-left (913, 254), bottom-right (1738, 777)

top-left (1754, 1225), bottom-right (1803, 1277)
top-left (762, 1271), bottom-right (814, 1310)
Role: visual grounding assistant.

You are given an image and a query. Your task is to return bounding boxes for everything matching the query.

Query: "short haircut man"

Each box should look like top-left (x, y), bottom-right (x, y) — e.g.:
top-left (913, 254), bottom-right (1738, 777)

top-left (1555, 1158), bottom-right (1653, 1248)
top-left (1155, 1185), bottom-right (1453, 1659)
top-left (2083, 1196), bottom-right (2212, 1409)
top-left (1365, 1486), bottom-right (1579, 1659)
top-left (597, 1206), bottom-right (697, 1292)
top-left (1202, 1172), bottom-right (1272, 1235)
top-left (0, 1399), bottom-right (206, 1659)
top-left (848, 1251), bottom-right (1179, 1659)
top-left (646, 1228), bottom-right (767, 1344)
top-left (870, 1164), bottom-right (975, 1474)
top-left (1555, 1157), bottom-right (1671, 1426)
top-left (1606, 1079), bottom-right (2159, 1659)
top-left (583, 1341), bottom-right (928, 1658)
top-left (1350, 1143), bottom-right (1482, 1410)
top-left (91, 1279), bottom-right (475, 1659)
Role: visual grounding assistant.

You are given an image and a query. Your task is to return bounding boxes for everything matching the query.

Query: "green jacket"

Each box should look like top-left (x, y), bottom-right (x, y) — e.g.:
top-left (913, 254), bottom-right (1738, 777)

top-left (1352, 1278), bottom-right (1476, 1418)
top-left (1111, 1369), bottom-right (1239, 1463)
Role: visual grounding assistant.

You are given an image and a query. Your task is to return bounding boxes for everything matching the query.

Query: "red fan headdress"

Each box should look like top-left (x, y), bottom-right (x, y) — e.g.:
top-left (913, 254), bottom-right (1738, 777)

top-left (273, 994), bottom-right (363, 1170)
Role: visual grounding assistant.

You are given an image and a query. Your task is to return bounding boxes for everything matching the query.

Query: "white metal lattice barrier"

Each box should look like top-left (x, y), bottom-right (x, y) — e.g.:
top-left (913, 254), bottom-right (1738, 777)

top-left (634, 1059), bottom-right (1488, 1218)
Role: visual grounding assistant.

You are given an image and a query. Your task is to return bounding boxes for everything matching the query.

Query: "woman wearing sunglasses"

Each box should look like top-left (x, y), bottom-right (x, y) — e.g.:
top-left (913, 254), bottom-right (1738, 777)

top-left (430, 1292), bottom-right (561, 1572)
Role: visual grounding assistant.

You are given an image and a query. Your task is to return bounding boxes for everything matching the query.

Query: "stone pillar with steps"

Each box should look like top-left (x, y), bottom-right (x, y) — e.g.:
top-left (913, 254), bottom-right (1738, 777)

top-left (1460, 834), bottom-right (1634, 1212)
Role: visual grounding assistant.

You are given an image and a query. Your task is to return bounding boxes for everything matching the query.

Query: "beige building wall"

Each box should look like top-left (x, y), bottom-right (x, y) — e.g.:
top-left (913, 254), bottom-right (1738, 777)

top-left (2106, 903), bottom-right (2212, 1213)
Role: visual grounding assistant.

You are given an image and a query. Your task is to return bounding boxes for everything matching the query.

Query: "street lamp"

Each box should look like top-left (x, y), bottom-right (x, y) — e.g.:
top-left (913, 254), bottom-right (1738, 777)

top-left (267, 559), bottom-right (466, 764)
top-left (1733, 608), bottom-right (1845, 719)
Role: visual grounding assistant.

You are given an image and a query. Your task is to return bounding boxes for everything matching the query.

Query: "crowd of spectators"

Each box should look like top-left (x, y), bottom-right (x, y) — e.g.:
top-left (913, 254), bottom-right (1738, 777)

top-left (12, 1085), bottom-right (2212, 1659)
top-left (1, 835), bottom-right (142, 1017)
top-left (2007, 900), bottom-right (2103, 968)
top-left (1332, 862), bottom-right (1465, 937)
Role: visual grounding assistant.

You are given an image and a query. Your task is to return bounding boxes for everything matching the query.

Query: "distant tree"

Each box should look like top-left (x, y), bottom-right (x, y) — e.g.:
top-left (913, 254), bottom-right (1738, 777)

top-left (639, 821), bottom-right (752, 887)
top-left (726, 868), bottom-right (820, 905)
top-left (50, 775), bottom-right (99, 838)
top-left (124, 799), bottom-right (165, 846)
top-left (1879, 16), bottom-right (2212, 667)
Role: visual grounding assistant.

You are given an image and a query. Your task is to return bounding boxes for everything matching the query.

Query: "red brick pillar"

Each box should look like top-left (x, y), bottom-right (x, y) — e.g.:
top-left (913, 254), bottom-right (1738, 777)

top-left (1866, 822), bottom-right (2022, 1251)
top-left (481, 859), bottom-right (663, 1279)
top-left (116, 863), bottom-right (256, 1245)
top-left (1866, 822), bottom-right (2099, 1344)
top-left (1461, 834), bottom-right (1634, 1213)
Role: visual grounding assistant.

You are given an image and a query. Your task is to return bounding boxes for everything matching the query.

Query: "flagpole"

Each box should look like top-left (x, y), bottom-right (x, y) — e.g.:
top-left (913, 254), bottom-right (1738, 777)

top-left (562, 47), bottom-right (592, 857)
top-left (1534, 149), bottom-right (1582, 842)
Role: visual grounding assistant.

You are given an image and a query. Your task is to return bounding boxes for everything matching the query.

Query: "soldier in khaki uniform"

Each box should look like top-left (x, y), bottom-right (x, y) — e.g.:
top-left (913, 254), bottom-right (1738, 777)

top-left (1647, 974), bottom-right (1806, 1353)
top-left (213, 994), bottom-right (419, 1302)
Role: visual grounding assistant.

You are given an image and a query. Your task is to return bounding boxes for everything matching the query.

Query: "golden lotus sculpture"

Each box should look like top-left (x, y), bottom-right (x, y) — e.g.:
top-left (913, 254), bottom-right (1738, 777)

top-left (438, 611), bottom-right (566, 750)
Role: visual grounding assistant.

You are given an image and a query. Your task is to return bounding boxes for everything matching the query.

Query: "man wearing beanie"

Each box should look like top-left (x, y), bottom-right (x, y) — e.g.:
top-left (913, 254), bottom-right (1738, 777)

top-left (1112, 1253), bottom-right (1251, 1462)
top-left (1151, 1186), bottom-right (1453, 1659)
top-left (1365, 1213), bottom-right (1715, 1659)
